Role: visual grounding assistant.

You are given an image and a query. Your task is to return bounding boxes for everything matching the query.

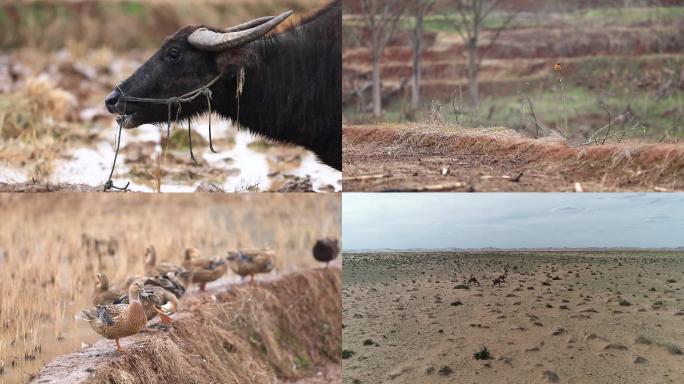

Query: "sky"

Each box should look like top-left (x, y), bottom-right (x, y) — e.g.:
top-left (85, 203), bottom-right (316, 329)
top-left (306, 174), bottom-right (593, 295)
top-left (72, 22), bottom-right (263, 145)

top-left (342, 193), bottom-right (684, 250)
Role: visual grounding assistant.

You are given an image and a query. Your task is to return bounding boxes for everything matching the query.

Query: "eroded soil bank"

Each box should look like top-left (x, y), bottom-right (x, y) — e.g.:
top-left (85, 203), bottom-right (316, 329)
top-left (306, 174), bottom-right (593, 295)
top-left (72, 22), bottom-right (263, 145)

top-left (31, 268), bottom-right (341, 384)
top-left (343, 125), bottom-right (684, 192)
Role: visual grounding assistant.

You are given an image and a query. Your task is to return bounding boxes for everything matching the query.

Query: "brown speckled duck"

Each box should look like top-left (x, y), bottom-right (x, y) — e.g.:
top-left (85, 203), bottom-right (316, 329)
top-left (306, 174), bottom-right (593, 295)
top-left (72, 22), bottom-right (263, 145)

top-left (182, 247), bottom-right (227, 291)
top-left (144, 244), bottom-right (186, 277)
top-left (79, 280), bottom-right (148, 352)
top-left (312, 238), bottom-right (339, 268)
top-left (91, 272), bottom-right (126, 306)
top-left (122, 271), bottom-right (190, 298)
top-left (114, 283), bottom-right (178, 324)
top-left (143, 272), bottom-right (188, 299)
top-left (226, 248), bottom-right (275, 283)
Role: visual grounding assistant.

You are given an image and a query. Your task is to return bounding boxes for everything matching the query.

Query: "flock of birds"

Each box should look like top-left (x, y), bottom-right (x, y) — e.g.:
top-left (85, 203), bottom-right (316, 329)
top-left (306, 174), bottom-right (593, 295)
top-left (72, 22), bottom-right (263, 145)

top-left (78, 238), bottom-right (340, 352)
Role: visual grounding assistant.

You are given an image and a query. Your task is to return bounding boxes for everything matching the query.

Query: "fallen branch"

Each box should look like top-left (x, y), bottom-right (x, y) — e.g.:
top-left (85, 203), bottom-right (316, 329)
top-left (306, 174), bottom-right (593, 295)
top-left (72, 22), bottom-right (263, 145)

top-left (480, 172), bottom-right (523, 182)
top-left (383, 181), bottom-right (467, 192)
top-left (343, 173), bottom-right (391, 182)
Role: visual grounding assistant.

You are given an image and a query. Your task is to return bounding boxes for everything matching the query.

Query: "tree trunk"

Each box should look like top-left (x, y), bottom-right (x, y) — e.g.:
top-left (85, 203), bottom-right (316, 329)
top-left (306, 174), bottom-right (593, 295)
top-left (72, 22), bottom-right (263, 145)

top-left (371, 50), bottom-right (382, 117)
top-left (466, 43), bottom-right (479, 107)
top-left (410, 15), bottom-right (424, 110)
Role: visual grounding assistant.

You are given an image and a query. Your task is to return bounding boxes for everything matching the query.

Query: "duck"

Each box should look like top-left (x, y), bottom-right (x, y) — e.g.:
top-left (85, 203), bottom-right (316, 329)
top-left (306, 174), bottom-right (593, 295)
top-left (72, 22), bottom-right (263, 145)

top-left (143, 272), bottom-right (188, 299)
top-left (79, 280), bottom-right (148, 352)
top-left (144, 244), bottom-right (186, 277)
top-left (114, 283), bottom-right (178, 324)
top-left (226, 248), bottom-right (275, 283)
top-left (182, 247), bottom-right (228, 291)
top-left (312, 238), bottom-right (339, 268)
top-left (122, 271), bottom-right (190, 298)
top-left (91, 272), bottom-right (126, 306)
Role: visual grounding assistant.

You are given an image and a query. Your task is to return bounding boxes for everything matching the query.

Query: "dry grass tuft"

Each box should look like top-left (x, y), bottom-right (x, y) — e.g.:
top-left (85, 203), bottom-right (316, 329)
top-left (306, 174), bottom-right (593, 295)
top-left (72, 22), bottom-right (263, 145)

top-left (0, 77), bottom-right (79, 181)
top-left (0, 77), bottom-right (76, 141)
top-left (344, 125), bottom-right (684, 189)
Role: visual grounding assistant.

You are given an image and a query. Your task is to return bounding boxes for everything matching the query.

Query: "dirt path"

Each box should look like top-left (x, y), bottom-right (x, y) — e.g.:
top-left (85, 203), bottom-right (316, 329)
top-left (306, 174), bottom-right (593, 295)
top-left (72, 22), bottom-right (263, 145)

top-left (343, 126), bottom-right (684, 192)
top-left (31, 268), bottom-right (341, 384)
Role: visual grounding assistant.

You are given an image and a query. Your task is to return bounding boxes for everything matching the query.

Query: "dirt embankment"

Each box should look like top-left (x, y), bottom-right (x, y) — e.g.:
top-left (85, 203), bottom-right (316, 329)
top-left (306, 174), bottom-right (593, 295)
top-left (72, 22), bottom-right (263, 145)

top-left (343, 125), bottom-right (684, 192)
top-left (31, 268), bottom-right (341, 384)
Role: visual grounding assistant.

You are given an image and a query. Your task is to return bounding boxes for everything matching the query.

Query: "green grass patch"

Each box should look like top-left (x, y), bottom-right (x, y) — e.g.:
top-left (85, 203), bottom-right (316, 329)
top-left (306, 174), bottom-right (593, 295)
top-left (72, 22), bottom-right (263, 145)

top-left (418, 7), bottom-right (684, 33)
top-left (293, 355), bottom-right (311, 370)
top-left (474, 346), bottom-right (492, 360)
top-left (119, 2), bottom-right (146, 16)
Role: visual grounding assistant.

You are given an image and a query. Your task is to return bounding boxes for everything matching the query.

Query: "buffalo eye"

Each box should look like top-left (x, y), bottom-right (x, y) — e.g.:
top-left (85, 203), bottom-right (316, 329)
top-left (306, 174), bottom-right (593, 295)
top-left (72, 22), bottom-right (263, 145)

top-left (165, 47), bottom-right (181, 62)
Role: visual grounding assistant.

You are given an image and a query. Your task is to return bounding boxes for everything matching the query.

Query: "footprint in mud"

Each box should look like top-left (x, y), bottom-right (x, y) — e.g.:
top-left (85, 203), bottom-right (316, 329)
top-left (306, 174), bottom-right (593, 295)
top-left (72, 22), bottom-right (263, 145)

top-left (387, 365), bottom-right (414, 380)
top-left (541, 370), bottom-right (560, 383)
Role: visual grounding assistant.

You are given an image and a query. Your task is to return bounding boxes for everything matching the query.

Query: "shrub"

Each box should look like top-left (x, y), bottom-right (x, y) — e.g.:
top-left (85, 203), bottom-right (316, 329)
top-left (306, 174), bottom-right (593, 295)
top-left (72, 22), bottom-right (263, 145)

top-left (664, 343), bottom-right (683, 355)
top-left (438, 366), bottom-right (453, 376)
top-left (341, 350), bottom-right (355, 359)
top-left (474, 346), bottom-right (492, 360)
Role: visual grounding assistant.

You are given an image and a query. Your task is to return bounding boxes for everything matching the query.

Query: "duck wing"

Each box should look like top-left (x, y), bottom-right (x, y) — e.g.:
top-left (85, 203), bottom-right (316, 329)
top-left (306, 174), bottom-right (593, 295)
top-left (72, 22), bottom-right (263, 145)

top-left (98, 306), bottom-right (116, 326)
top-left (145, 276), bottom-right (185, 298)
top-left (82, 304), bottom-right (125, 326)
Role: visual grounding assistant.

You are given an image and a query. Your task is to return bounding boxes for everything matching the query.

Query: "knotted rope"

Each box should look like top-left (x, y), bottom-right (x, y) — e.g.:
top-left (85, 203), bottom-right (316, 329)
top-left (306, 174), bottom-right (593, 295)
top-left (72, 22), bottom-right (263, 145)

top-left (104, 74), bottom-right (222, 191)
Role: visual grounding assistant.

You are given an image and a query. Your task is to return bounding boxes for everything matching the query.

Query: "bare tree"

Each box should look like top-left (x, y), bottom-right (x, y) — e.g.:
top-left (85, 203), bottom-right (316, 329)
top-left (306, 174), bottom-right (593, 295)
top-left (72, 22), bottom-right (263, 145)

top-left (407, 0), bottom-right (436, 111)
top-left (445, 0), bottom-right (518, 107)
top-left (360, 0), bottom-right (408, 117)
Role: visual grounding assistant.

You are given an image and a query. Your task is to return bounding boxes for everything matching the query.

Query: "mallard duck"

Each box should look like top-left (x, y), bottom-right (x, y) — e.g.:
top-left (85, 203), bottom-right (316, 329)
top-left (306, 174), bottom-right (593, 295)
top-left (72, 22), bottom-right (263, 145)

top-left (312, 238), bottom-right (339, 268)
top-left (182, 247), bottom-right (227, 291)
top-left (92, 272), bottom-right (126, 306)
top-left (114, 283), bottom-right (178, 324)
top-left (122, 271), bottom-right (190, 298)
top-left (143, 272), bottom-right (188, 298)
top-left (79, 280), bottom-right (148, 352)
top-left (144, 244), bottom-right (186, 277)
top-left (226, 248), bottom-right (275, 283)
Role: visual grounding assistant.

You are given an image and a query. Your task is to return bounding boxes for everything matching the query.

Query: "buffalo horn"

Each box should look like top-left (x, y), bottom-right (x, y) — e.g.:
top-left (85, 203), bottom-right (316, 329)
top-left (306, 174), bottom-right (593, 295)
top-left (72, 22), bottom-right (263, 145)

top-left (188, 10), bottom-right (293, 51)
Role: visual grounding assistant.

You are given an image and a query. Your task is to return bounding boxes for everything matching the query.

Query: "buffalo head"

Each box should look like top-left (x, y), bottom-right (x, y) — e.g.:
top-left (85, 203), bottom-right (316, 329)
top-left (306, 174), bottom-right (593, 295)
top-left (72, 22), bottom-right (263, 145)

top-left (105, 11), bottom-right (292, 128)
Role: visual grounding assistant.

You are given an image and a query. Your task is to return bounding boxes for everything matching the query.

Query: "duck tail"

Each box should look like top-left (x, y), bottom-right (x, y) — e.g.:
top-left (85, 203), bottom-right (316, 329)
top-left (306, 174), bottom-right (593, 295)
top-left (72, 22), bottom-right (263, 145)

top-left (162, 294), bottom-right (178, 314)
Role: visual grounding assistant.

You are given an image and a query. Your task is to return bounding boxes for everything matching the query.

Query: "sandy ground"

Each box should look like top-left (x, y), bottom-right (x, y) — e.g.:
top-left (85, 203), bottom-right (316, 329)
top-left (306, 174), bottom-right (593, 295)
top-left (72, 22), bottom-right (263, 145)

top-left (343, 126), bottom-right (684, 192)
top-left (342, 251), bottom-right (684, 384)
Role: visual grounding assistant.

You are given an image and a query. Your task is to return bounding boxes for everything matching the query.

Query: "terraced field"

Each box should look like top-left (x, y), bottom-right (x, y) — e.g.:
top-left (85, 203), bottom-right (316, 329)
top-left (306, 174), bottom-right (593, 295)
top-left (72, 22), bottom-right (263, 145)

top-left (342, 1), bottom-right (684, 191)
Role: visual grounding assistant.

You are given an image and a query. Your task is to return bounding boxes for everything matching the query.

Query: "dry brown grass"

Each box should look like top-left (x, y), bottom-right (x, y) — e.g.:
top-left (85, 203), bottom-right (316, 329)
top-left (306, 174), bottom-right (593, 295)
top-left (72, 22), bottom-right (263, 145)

top-left (0, 193), bottom-right (340, 383)
top-left (0, 77), bottom-right (79, 180)
top-left (344, 124), bottom-right (684, 190)
top-left (1, 0), bottom-right (327, 52)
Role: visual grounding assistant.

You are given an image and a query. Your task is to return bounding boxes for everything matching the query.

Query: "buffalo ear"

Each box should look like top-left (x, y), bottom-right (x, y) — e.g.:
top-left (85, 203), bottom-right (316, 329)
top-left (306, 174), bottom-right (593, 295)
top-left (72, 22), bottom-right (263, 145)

top-left (215, 48), bottom-right (256, 74)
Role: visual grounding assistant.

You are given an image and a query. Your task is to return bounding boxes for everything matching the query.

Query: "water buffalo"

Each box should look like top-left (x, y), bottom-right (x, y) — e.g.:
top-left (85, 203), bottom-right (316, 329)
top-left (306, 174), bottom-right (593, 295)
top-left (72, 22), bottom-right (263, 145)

top-left (105, 1), bottom-right (341, 170)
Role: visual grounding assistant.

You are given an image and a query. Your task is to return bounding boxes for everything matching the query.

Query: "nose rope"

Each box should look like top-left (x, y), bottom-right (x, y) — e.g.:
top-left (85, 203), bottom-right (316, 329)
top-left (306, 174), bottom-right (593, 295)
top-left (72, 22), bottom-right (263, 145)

top-left (104, 74), bottom-right (222, 192)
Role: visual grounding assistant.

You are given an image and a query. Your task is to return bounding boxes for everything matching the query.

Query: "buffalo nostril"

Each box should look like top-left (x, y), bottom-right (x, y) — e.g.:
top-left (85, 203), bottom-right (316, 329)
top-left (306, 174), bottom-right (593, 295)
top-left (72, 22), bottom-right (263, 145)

top-left (105, 90), bottom-right (121, 113)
